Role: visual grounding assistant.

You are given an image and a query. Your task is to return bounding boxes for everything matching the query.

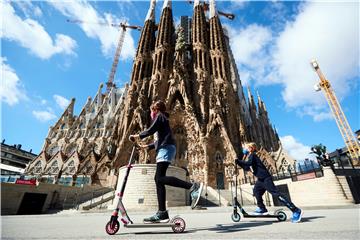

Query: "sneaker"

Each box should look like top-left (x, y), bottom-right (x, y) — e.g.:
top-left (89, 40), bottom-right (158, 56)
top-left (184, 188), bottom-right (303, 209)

top-left (143, 210), bottom-right (170, 223)
top-left (292, 209), bottom-right (303, 223)
top-left (190, 182), bottom-right (204, 209)
top-left (252, 207), bottom-right (269, 215)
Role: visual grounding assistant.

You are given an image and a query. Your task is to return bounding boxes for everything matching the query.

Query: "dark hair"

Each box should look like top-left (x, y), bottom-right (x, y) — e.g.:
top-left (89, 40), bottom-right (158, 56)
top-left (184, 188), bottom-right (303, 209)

top-left (151, 100), bottom-right (166, 113)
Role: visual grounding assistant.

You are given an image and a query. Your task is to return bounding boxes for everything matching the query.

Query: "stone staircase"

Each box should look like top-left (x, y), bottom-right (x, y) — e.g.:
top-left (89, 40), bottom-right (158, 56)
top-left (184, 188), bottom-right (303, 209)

top-left (78, 189), bottom-right (115, 210)
top-left (279, 167), bottom-right (354, 206)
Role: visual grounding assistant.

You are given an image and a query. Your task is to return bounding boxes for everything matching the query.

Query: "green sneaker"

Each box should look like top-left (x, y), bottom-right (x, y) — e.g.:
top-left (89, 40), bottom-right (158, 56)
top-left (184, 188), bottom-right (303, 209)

top-left (143, 211), bottom-right (169, 223)
top-left (190, 182), bottom-right (204, 209)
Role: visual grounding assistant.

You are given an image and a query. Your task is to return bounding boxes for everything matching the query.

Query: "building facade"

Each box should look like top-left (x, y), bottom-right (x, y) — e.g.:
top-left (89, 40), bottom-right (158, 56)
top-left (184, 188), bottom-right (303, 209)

top-left (1, 140), bottom-right (37, 182)
top-left (25, 0), bottom-right (293, 189)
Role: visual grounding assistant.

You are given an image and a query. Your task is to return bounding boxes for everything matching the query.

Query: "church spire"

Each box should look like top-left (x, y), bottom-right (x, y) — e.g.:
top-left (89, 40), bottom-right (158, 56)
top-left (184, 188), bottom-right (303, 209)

top-left (150, 0), bottom-right (174, 100)
top-left (247, 86), bottom-right (255, 108)
top-left (194, 0), bottom-right (200, 8)
top-left (209, 0), bottom-right (217, 18)
top-left (163, 0), bottom-right (171, 9)
top-left (145, 0), bottom-right (156, 21)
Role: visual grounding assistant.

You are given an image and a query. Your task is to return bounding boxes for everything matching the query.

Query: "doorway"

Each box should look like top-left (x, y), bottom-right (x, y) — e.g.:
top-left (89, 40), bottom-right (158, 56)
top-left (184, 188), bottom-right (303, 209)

top-left (17, 193), bottom-right (47, 215)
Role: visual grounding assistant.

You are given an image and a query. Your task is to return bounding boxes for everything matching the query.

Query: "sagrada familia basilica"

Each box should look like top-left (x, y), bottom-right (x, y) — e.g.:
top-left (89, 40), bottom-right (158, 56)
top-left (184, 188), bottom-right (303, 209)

top-left (25, 0), bottom-right (294, 189)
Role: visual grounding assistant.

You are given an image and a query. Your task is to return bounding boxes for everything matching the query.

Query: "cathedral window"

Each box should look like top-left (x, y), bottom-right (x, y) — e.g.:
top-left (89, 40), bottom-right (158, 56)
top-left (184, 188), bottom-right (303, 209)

top-left (215, 151), bottom-right (223, 169)
top-left (164, 52), bottom-right (168, 69)
top-left (67, 160), bottom-right (76, 174)
top-left (65, 145), bottom-right (77, 156)
top-left (33, 161), bottom-right (42, 174)
top-left (47, 144), bottom-right (59, 156)
top-left (61, 123), bottom-right (66, 129)
top-left (157, 52), bottom-right (162, 70)
top-left (49, 161), bottom-right (59, 174)
top-left (194, 50), bottom-right (197, 68)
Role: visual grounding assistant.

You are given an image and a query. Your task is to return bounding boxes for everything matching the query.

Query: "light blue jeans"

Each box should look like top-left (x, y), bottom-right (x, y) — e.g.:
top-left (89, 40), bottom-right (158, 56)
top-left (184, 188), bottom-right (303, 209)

top-left (156, 145), bottom-right (176, 163)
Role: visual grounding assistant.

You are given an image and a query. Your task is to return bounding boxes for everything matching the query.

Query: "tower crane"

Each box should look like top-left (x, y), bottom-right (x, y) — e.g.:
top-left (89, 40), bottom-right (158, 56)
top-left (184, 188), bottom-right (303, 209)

top-left (67, 19), bottom-right (141, 92)
top-left (187, 0), bottom-right (235, 20)
top-left (311, 59), bottom-right (360, 166)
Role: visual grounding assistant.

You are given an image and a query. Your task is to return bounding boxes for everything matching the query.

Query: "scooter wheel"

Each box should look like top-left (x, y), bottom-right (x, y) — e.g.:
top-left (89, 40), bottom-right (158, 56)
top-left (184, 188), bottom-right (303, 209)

top-left (105, 220), bottom-right (120, 235)
top-left (231, 213), bottom-right (241, 222)
top-left (276, 211), bottom-right (287, 222)
top-left (171, 217), bottom-right (186, 233)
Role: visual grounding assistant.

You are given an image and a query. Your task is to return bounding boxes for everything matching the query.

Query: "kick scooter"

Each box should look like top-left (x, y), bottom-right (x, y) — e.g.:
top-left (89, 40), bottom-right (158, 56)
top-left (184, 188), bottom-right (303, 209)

top-left (230, 165), bottom-right (287, 222)
top-left (105, 140), bottom-right (186, 235)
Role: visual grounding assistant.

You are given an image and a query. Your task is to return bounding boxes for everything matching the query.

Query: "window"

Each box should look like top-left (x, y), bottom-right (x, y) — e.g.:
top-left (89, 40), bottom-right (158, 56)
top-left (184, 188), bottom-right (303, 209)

top-left (59, 176), bottom-right (72, 186)
top-left (47, 177), bottom-right (54, 183)
top-left (49, 161), bottom-right (59, 174)
top-left (47, 145), bottom-right (59, 156)
top-left (215, 151), bottom-right (223, 168)
top-left (34, 161), bottom-right (42, 174)
top-left (75, 176), bottom-right (90, 186)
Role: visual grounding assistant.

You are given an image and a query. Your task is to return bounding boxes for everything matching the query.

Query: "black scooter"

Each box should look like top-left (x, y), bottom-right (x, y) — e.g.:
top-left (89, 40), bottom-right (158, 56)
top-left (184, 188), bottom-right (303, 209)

top-left (230, 165), bottom-right (287, 222)
top-left (105, 140), bottom-right (186, 235)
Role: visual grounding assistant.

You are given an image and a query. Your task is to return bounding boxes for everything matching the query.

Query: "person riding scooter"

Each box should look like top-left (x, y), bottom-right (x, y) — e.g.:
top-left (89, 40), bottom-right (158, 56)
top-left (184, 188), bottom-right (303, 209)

top-left (130, 100), bottom-right (204, 223)
top-left (235, 142), bottom-right (303, 223)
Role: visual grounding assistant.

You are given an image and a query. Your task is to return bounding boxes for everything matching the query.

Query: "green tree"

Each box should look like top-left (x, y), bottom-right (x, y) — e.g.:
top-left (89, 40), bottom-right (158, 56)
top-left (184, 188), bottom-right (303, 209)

top-left (310, 144), bottom-right (333, 166)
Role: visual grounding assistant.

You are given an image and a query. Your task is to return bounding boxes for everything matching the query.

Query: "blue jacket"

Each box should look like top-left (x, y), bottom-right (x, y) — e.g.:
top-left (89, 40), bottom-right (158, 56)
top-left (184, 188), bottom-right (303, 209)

top-left (235, 152), bottom-right (271, 179)
top-left (139, 112), bottom-right (175, 152)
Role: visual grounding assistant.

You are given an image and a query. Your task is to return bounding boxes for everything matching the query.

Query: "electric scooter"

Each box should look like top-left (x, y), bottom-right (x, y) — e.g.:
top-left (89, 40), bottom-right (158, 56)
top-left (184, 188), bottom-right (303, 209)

top-left (105, 140), bottom-right (186, 235)
top-left (230, 165), bottom-right (287, 222)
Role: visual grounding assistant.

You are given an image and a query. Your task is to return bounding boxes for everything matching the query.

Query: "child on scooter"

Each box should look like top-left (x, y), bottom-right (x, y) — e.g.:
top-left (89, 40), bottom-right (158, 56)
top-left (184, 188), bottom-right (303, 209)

top-left (235, 142), bottom-right (303, 223)
top-left (130, 100), bottom-right (204, 223)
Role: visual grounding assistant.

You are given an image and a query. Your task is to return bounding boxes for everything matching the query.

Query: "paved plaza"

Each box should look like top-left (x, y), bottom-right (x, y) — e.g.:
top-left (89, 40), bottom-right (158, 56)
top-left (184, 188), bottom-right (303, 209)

top-left (1, 206), bottom-right (360, 240)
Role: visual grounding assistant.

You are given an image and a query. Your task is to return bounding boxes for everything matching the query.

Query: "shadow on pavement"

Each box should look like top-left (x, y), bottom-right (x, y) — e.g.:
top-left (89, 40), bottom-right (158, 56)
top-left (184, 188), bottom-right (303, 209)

top-left (300, 216), bottom-right (325, 223)
top-left (207, 221), bottom-right (274, 233)
top-left (114, 222), bottom-right (267, 236)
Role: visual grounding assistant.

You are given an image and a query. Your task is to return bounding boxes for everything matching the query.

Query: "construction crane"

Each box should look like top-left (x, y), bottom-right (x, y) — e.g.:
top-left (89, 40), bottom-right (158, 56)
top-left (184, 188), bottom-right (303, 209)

top-left (67, 19), bottom-right (141, 92)
top-left (311, 59), bottom-right (360, 166)
top-left (187, 0), bottom-right (235, 20)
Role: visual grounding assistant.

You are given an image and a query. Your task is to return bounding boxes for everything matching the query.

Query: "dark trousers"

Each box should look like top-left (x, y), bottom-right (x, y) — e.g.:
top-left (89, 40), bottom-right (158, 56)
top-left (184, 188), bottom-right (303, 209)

top-left (253, 177), bottom-right (298, 212)
top-left (155, 162), bottom-right (192, 211)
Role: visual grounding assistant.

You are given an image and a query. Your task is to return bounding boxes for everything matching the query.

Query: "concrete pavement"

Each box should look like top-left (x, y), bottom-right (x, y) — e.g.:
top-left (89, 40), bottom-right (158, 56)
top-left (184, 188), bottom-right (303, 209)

top-left (1, 206), bottom-right (359, 239)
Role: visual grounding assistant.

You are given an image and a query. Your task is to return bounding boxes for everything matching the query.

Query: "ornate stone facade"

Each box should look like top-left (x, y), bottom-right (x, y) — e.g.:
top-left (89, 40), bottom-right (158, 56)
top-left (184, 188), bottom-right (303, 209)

top-left (25, 84), bottom-right (127, 187)
top-left (115, 0), bottom-right (282, 189)
top-left (26, 0), bottom-right (289, 189)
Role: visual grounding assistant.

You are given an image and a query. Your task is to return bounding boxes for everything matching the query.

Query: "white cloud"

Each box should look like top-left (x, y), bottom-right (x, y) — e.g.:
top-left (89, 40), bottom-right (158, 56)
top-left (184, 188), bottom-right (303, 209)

top-left (228, 24), bottom-right (274, 86)
top-left (272, 1), bottom-right (359, 109)
top-left (0, 57), bottom-right (27, 106)
top-left (229, 1), bottom-right (359, 121)
top-left (53, 95), bottom-right (70, 110)
top-left (13, 1), bottom-right (43, 18)
top-left (32, 110), bottom-right (56, 122)
top-left (229, 0), bottom-right (247, 10)
top-left (49, 1), bottom-right (136, 59)
top-left (280, 135), bottom-right (314, 160)
top-left (297, 106), bottom-right (333, 122)
top-left (1, 1), bottom-right (77, 59)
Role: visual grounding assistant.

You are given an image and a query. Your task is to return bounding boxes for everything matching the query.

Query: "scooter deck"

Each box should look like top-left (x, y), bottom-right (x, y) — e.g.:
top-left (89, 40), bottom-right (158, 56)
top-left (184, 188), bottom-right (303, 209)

top-left (125, 222), bottom-right (176, 228)
top-left (242, 213), bottom-right (280, 218)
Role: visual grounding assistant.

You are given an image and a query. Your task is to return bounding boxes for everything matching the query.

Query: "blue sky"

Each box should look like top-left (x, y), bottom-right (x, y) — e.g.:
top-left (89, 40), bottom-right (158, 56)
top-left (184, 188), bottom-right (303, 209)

top-left (1, 0), bottom-right (359, 161)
